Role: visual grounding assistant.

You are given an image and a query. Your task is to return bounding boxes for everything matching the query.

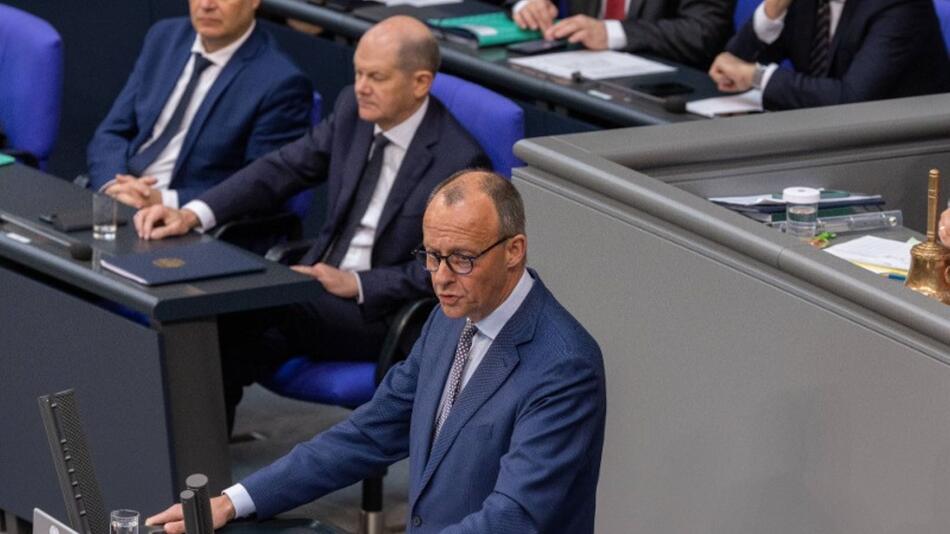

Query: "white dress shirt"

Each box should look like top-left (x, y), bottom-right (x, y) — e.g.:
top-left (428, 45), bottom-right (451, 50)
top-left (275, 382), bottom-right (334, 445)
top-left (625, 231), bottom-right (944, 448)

top-left (133, 22), bottom-right (256, 208)
top-left (222, 268), bottom-right (535, 519)
top-left (512, 0), bottom-right (632, 50)
top-left (753, 0), bottom-right (845, 93)
top-left (185, 98), bottom-right (430, 303)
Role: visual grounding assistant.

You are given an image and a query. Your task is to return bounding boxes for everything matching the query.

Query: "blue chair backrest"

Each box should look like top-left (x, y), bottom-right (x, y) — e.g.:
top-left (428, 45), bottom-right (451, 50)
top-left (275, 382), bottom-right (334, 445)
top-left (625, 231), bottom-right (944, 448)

top-left (0, 5), bottom-right (63, 169)
top-left (733, 0), bottom-right (761, 30)
top-left (284, 91), bottom-right (324, 219)
top-left (431, 73), bottom-right (525, 178)
top-left (935, 0), bottom-right (950, 53)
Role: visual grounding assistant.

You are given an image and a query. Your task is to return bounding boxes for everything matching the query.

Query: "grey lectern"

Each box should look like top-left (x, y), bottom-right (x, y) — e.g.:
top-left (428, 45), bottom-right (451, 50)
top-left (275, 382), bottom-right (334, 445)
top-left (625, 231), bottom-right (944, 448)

top-left (514, 93), bottom-right (950, 533)
top-left (0, 165), bottom-right (320, 526)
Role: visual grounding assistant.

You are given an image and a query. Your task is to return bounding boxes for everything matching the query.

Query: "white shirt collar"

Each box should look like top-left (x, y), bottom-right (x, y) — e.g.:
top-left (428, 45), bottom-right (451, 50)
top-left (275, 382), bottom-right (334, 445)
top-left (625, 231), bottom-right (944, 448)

top-left (191, 20), bottom-right (256, 66)
top-left (473, 269), bottom-right (534, 342)
top-left (373, 97), bottom-right (429, 151)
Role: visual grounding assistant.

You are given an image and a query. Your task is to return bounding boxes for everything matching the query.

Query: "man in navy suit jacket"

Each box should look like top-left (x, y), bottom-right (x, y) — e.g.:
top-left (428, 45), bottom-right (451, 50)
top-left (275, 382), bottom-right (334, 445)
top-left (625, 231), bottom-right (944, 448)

top-left (147, 170), bottom-right (606, 534)
top-left (708, 0), bottom-right (950, 110)
top-left (87, 0), bottom-right (312, 208)
top-left (134, 17), bottom-right (491, 428)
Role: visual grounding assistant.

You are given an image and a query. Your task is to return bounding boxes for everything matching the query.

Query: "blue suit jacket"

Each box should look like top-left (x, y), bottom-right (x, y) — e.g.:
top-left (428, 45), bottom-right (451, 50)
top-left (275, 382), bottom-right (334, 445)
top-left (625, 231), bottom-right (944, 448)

top-left (242, 272), bottom-right (606, 533)
top-left (197, 89), bottom-right (490, 322)
top-left (727, 0), bottom-right (950, 110)
top-left (86, 18), bottom-right (312, 205)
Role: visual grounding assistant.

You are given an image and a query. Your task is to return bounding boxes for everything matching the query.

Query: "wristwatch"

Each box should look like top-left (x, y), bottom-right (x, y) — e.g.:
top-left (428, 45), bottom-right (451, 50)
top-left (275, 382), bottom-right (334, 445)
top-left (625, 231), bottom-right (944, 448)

top-left (752, 63), bottom-right (767, 90)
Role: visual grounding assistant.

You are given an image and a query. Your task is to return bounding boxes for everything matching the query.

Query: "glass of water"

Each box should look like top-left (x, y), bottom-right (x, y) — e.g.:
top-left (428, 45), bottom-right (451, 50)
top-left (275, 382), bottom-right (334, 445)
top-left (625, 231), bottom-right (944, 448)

top-left (110, 509), bottom-right (139, 534)
top-left (93, 192), bottom-right (118, 241)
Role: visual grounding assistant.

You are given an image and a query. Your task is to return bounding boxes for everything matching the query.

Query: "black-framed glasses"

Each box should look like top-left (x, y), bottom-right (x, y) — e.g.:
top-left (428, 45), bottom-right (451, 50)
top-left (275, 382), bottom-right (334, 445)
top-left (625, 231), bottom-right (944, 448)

top-left (413, 236), bottom-right (511, 275)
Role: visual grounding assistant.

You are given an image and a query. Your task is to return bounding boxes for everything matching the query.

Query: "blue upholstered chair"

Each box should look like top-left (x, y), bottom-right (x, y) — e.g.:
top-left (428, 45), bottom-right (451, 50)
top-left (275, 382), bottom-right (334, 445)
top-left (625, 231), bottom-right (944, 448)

top-left (733, 0), bottom-right (761, 30)
top-left (0, 4), bottom-right (63, 169)
top-left (934, 0), bottom-right (950, 53)
top-left (431, 72), bottom-right (525, 177)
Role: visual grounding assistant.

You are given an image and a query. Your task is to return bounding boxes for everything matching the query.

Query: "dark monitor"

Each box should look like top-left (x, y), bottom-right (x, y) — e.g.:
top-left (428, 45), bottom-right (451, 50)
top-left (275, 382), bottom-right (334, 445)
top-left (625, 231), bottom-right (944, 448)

top-left (37, 390), bottom-right (108, 534)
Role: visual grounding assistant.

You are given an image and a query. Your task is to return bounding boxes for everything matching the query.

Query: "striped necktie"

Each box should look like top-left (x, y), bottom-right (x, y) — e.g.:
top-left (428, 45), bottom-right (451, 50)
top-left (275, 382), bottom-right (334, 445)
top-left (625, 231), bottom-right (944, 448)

top-left (808, 0), bottom-right (831, 76)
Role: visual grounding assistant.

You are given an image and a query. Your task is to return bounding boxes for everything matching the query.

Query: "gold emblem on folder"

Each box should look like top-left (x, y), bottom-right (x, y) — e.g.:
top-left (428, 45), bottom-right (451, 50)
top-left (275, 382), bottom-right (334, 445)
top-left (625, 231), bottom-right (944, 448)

top-left (153, 257), bottom-right (185, 269)
top-left (905, 169), bottom-right (950, 304)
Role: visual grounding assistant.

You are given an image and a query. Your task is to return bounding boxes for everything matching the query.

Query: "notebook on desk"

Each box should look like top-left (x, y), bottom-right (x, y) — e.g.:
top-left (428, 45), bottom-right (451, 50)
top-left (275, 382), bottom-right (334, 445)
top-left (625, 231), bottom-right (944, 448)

top-left (100, 240), bottom-right (265, 286)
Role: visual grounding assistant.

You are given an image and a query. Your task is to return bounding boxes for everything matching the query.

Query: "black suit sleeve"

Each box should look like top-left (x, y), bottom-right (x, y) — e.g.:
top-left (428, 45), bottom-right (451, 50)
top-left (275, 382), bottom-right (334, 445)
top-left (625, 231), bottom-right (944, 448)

top-left (621, 0), bottom-right (735, 69)
top-left (195, 111), bottom-right (334, 225)
top-left (730, 2), bottom-right (936, 110)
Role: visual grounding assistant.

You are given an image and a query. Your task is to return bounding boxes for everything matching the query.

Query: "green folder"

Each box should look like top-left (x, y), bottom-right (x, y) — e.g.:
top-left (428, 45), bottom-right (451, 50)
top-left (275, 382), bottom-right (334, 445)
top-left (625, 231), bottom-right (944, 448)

top-left (0, 153), bottom-right (15, 167)
top-left (428, 12), bottom-right (541, 48)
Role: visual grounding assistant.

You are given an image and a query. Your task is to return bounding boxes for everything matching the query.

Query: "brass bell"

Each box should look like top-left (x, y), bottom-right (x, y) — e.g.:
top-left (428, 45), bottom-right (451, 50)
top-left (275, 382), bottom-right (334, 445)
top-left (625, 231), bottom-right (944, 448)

top-left (905, 168), bottom-right (950, 304)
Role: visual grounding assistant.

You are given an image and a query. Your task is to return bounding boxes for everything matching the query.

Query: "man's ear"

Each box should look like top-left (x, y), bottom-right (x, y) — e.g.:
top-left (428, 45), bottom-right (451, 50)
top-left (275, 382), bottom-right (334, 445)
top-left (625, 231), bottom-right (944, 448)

top-left (506, 234), bottom-right (527, 268)
top-left (414, 70), bottom-right (434, 99)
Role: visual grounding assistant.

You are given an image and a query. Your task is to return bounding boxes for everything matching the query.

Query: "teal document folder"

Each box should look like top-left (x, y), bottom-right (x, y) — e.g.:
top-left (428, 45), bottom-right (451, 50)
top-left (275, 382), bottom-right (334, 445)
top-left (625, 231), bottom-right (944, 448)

top-left (428, 12), bottom-right (541, 48)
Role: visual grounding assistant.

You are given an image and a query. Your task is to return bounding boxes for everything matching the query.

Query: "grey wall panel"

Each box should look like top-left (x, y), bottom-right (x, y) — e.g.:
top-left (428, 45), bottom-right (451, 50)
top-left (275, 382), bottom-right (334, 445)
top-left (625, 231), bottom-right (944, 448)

top-left (0, 265), bottom-right (173, 520)
top-left (516, 172), bottom-right (950, 533)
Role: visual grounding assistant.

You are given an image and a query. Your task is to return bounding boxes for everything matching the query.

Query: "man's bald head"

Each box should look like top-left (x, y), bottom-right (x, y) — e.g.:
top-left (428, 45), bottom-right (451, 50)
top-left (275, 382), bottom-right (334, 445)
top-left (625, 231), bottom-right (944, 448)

top-left (361, 16), bottom-right (441, 74)
top-left (429, 170), bottom-right (526, 239)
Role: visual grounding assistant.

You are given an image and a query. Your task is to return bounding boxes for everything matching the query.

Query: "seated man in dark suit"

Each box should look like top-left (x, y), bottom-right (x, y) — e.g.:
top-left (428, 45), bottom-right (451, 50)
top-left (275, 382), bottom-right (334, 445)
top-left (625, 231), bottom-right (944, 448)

top-left (146, 170), bottom-right (606, 534)
top-left (134, 16), bottom-right (491, 429)
top-left (709, 0), bottom-right (950, 110)
top-left (513, 0), bottom-right (735, 68)
top-left (87, 0), bottom-right (312, 209)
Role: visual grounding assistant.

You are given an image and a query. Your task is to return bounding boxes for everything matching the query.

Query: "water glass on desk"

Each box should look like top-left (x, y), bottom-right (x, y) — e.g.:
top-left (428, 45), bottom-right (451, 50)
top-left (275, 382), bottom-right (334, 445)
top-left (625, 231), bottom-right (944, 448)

top-left (110, 510), bottom-right (139, 534)
top-left (783, 187), bottom-right (819, 239)
top-left (93, 192), bottom-right (118, 240)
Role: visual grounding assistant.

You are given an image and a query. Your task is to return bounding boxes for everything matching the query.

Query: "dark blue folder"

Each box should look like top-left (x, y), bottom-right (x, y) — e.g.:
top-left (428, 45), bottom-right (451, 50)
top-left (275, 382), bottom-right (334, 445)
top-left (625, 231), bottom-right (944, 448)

top-left (100, 240), bottom-right (265, 286)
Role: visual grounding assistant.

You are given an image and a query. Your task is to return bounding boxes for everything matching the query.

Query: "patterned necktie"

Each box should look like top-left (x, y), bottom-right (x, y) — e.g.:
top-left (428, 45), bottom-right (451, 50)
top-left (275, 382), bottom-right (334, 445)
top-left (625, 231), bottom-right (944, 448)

top-left (433, 320), bottom-right (477, 441)
top-left (808, 0), bottom-right (831, 76)
top-left (324, 133), bottom-right (391, 267)
top-left (127, 53), bottom-right (213, 176)
top-left (603, 0), bottom-right (626, 20)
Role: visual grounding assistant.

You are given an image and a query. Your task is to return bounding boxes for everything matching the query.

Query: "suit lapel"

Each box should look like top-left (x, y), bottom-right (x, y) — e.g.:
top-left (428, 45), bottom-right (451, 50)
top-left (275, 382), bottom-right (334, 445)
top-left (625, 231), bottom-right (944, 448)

top-left (172, 27), bottom-right (263, 181)
top-left (411, 319), bottom-right (465, 484)
top-left (328, 122), bottom-right (376, 235)
top-left (827, 0), bottom-right (855, 71)
top-left (372, 103), bottom-right (439, 241)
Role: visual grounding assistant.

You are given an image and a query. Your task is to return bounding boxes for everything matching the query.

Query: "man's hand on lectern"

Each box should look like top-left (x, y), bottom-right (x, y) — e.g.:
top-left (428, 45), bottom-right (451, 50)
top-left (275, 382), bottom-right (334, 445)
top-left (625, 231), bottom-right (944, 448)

top-left (145, 494), bottom-right (236, 534)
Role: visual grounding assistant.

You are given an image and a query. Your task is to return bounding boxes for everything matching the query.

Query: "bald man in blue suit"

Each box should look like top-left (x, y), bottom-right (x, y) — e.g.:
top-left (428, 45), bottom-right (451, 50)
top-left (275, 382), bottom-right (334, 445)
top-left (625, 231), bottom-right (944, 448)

top-left (147, 171), bottom-right (606, 534)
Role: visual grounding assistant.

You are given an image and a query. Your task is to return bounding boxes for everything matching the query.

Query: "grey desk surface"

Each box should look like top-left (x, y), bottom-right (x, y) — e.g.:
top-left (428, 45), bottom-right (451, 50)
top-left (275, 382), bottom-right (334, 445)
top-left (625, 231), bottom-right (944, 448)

top-left (261, 0), bottom-right (722, 127)
top-left (0, 164), bottom-right (320, 322)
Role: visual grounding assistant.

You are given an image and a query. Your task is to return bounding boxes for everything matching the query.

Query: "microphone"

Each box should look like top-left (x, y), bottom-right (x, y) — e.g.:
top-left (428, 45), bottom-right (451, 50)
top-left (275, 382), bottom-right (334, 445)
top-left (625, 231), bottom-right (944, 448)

top-left (182, 474), bottom-right (213, 534)
top-left (0, 211), bottom-right (93, 261)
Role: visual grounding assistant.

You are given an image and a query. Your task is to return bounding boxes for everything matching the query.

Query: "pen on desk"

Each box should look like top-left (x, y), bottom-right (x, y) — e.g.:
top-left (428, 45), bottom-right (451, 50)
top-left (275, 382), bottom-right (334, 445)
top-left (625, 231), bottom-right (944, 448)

top-left (887, 273), bottom-right (907, 281)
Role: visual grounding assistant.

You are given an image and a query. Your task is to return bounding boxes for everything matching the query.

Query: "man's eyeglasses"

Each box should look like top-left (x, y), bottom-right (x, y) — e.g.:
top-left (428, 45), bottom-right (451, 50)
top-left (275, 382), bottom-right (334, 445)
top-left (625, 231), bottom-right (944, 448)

top-left (413, 236), bottom-right (511, 275)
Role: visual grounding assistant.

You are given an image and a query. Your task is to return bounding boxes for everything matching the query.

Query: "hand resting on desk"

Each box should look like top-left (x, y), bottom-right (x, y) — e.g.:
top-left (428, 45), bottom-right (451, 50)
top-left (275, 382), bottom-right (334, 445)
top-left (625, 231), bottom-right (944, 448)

top-left (708, 52), bottom-right (756, 93)
top-left (146, 494), bottom-right (236, 534)
top-left (134, 205), bottom-right (201, 240)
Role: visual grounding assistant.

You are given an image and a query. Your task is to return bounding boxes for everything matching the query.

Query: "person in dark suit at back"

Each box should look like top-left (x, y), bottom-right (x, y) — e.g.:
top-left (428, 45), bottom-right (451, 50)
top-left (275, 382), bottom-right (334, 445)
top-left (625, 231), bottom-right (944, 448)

top-left (708, 0), bottom-right (950, 110)
top-left (512, 0), bottom-right (735, 69)
top-left (87, 0), bottom-right (312, 209)
top-left (134, 16), bottom-right (491, 429)
top-left (146, 170), bottom-right (606, 534)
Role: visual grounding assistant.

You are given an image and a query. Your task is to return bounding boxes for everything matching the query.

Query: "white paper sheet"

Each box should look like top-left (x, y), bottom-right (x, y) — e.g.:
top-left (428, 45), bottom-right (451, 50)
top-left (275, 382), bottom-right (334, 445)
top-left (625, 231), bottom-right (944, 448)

top-left (686, 90), bottom-right (764, 118)
top-left (508, 50), bottom-right (675, 80)
top-left (824, 235), bottom-right (915, 271)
